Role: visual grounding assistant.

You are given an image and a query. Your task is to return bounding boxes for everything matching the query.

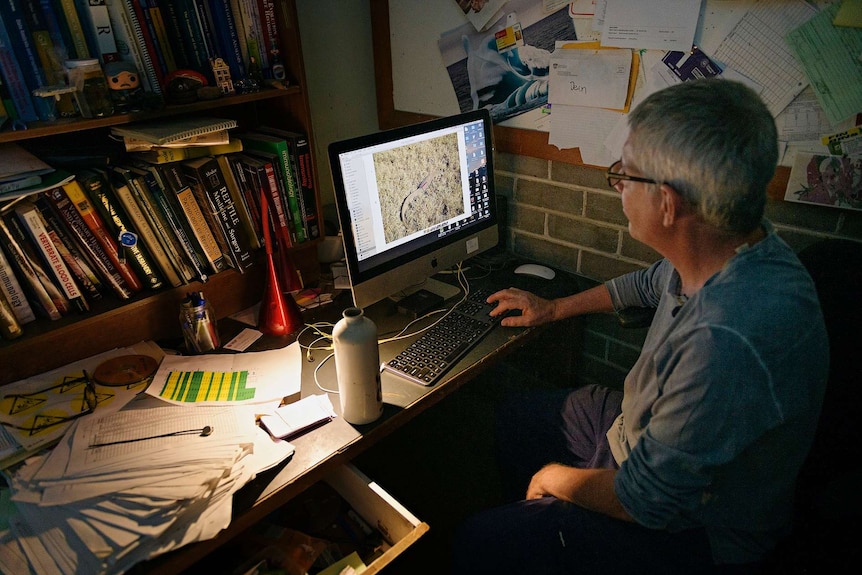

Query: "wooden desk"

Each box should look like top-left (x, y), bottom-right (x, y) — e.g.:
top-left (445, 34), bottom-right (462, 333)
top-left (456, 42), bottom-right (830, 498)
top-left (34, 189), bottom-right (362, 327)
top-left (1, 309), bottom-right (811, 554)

top-left (136, 262), bottom-right (585, 574)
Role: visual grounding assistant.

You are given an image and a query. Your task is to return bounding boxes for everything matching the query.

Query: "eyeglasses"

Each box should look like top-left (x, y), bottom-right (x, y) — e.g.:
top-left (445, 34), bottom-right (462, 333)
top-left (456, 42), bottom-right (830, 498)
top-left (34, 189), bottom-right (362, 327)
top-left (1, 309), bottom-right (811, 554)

top-left (606, 159), bottom-right (658, 188)
top-left (1, 372), bottom-right (97, 436)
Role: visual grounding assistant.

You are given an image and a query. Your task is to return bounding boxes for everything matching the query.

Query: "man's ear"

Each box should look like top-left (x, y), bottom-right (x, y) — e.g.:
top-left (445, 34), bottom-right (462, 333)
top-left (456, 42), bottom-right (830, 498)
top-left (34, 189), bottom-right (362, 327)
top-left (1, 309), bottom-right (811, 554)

top-left (660, 184), bottom-right (678, 227)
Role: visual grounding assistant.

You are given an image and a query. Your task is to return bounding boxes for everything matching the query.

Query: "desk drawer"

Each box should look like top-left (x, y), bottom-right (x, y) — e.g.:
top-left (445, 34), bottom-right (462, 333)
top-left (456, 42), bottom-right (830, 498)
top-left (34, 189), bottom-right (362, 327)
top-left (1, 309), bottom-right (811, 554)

top-left (196, 464), bottom-right (428, 575)
top-left (324, 464), bottom-right (429, 573)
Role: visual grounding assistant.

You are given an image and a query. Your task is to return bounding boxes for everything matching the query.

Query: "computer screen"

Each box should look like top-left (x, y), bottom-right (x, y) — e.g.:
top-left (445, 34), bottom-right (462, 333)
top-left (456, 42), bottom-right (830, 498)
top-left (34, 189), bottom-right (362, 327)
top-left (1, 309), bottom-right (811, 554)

top-left (329, 109), bottom-right (499, 310)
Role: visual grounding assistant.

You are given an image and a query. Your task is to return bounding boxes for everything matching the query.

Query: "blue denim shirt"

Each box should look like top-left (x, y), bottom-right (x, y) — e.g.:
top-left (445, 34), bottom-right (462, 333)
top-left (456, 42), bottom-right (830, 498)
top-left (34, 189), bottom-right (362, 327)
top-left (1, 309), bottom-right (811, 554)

top-left (605, 223), bottom-right (828, 564)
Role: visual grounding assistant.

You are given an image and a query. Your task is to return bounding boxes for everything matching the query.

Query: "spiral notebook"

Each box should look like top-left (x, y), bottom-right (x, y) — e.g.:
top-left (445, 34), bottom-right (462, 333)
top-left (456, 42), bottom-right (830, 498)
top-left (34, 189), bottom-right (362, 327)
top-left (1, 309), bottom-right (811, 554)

top-left (110, 117), bottom-right (238, 146)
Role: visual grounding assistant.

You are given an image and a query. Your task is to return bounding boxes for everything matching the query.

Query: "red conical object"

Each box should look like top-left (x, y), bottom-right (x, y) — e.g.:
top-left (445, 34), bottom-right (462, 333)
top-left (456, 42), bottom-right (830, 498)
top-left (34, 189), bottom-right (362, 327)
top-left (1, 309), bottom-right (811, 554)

top-left (258, 189), bottom-right (304, 336)
top-left (259, 252), bottom-right (304, 335)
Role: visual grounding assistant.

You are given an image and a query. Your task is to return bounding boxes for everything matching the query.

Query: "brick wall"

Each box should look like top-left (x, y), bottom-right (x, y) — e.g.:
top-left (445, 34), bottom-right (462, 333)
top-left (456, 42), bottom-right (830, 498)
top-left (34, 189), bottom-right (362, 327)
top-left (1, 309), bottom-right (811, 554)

top-left (494, 152), bottom-right (862, 390)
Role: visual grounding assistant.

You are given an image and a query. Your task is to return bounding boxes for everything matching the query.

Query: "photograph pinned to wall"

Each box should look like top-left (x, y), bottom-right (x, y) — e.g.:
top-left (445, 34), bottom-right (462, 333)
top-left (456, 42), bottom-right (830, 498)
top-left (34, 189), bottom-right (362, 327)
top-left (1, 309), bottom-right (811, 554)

top-left (455, 0), bottom-right (509, 32)
top-left (785, 152), bottom-right (862, 210)
top-left (439, 0), bottom-right (576, 123)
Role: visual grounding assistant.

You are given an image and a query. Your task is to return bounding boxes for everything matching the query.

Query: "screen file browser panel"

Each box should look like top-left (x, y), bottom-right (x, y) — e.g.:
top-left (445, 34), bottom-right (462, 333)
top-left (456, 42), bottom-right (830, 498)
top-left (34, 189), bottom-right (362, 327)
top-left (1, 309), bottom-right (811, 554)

top-left (336, 117), bottom-right (492, 269)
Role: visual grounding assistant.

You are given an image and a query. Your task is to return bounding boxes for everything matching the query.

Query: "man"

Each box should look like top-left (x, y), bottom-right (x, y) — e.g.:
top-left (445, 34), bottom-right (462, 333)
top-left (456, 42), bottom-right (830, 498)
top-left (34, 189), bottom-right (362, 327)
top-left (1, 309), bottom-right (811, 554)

top-left (451, 79), bottom-right (829, 574)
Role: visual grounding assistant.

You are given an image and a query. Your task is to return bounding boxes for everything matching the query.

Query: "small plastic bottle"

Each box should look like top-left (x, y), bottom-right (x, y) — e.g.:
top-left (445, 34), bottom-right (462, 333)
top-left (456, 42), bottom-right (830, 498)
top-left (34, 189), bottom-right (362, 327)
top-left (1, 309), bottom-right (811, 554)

top-left (65, 59), bottom-right (114, 118)
top-left (333, 307), bottom-right (383, 425)
top-left (179, 293), bottom-right (220, 354)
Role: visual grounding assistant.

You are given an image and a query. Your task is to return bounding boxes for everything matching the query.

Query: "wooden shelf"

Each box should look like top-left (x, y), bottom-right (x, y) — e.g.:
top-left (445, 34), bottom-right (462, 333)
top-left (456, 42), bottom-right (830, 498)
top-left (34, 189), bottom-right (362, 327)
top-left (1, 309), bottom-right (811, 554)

top-left (0, 87), bottom-right (302, 145)
top-left (0, 259), bottom-right (264, 386)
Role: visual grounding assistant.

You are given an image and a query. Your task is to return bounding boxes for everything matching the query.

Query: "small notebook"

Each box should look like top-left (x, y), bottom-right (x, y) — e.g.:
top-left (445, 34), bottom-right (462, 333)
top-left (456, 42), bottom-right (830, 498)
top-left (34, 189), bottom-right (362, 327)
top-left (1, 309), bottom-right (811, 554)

top-left (110, 117), bottom-right (238, 145)
top-left (260, 394), bottom-right (337, 440)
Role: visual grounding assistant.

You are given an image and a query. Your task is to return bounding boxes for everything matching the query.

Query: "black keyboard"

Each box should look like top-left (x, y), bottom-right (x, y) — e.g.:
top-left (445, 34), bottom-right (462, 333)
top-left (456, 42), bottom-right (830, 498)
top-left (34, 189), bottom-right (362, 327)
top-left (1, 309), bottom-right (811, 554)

top-left (383, 287), bottom-right (501, 386)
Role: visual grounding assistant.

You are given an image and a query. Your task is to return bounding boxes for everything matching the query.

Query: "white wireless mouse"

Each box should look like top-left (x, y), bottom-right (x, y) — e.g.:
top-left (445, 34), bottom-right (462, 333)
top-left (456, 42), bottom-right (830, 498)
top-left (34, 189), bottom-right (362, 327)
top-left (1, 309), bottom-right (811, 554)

top-left (513, 263), bottom-right (556, 280)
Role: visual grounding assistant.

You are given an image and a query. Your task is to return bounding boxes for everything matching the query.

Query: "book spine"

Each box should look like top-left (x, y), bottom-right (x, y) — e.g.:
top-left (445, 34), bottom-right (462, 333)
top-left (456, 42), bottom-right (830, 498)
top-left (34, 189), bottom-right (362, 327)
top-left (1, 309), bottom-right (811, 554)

top-left (158, 162), bottom-right (227, 273)
top-left (132, 138), bottom-right (242, 163)
top-left (87, 170), bottom-right (166, 290)
top-left (170, 0), bottom-right (208, 74)
top-left (180, 157), bottom-right (235, 269)
top-left (207, 0), bottom-right (244, 81)
top-left (0, 242), bottom-right (37, 324)
top-left (0, 174), bottom-right (42, 194)
top-left (39, 0), bottom-right (73, 60)
top-left (44, 183), bottom-right (135, 298)
top-left (191, 0), bottom-right (217, 60)
top-left (0, 282), bottom-right (23, 339)
top-left (76, 0), bottom-right (119, 63)
top-left (133, 0), bottom-right (166, 75)
top-left (0, 71), bottom-right (14, 119)
top-left (21, 0), bottom-right (65, 85)
top-left (229, 153), bottom-right (263, 248)
top-left (14, 200), bottom-right (89, 312)
top-left (219, 153), bottom-right (261, 250)
top-left (241, 135), bottom-right (305, 243)
top-left (211, 155), bottom-right (255, 271)
top-left (0, 214), bottom-right (65, 319)
top-left (57, 0), bottom-right (90, 59)
top-left (238, 0), bottom-right (265, 70)
top-left (105, 0), bottom-right (154, 93)
top-left (256, 0), bottom-right (277, 76)
top-left (137, 163), bottom-right (209, 282)
top-left (127, 165), bottom-right (194, 282)
top-left (127, 0), bottom-right (164, 85)
top-left (242, 154), bottom-right (293, 250)
top-left (290, 133), bottom-right (320, 240)
top-left (33, 194), bottom-right (103, 301)
top-left (152, 0), bottom-right (188, 69)
top-left (0, 0), bottom-right (47, 122)
top-left (227, 0), bottom-right (248, 72)
top-left (141, 0), bottom-right (175, 73)
top-left (107, 167), bottom-right (183, 286)
top-left (65, 176), bottom-right (154, 291)
top-left (0, 18), bottom-right (39, 122)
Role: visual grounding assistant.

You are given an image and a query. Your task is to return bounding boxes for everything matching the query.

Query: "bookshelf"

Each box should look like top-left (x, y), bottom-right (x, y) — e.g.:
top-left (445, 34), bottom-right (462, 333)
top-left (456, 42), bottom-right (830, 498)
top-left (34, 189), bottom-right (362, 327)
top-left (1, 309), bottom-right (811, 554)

top-left (0, 0), bottom-right (322, 387)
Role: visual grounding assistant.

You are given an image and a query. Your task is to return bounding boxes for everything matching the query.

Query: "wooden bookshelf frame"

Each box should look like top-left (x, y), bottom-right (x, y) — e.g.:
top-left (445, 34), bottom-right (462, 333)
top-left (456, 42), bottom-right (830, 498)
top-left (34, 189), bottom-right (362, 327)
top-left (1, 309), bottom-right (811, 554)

top-left (369, 0), bottom-right (791, 200)
top-left (0, 1), bottom-right (322, 386)
top-left (0, 88), bottom-right (302, 144)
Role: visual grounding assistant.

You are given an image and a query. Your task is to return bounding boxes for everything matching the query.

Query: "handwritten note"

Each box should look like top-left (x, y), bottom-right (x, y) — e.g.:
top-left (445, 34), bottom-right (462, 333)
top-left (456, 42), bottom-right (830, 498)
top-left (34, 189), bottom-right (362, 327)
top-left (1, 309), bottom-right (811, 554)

top-left (549, 48), bottom-right (632, 110)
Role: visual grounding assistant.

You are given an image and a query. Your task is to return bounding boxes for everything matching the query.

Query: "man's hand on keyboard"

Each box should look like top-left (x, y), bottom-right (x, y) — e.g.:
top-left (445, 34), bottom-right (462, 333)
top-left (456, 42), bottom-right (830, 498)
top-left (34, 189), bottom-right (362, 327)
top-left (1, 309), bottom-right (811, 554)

top-left (487, 288), bottom-right (557, 327)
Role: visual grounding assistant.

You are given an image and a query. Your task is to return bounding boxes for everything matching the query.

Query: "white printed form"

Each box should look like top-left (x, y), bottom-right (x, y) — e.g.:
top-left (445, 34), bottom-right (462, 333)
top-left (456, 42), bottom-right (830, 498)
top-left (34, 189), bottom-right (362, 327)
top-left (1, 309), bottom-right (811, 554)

top-left (713, 0), bottom-right (817, 116)
top-left (601, 0), bottom-right (702, 52)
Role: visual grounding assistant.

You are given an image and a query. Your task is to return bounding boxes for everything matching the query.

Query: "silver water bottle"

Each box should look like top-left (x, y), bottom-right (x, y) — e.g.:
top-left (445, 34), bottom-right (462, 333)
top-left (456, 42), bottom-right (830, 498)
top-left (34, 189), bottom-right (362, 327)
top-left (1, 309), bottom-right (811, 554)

top-left (333, 307), bottom-right (383, 424)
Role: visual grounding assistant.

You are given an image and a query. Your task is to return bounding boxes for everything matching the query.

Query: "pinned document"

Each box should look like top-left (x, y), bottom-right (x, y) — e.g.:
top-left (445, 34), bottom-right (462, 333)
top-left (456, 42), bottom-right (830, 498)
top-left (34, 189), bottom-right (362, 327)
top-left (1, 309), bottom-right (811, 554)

top-left (549, 46), bottom-right (633, 111)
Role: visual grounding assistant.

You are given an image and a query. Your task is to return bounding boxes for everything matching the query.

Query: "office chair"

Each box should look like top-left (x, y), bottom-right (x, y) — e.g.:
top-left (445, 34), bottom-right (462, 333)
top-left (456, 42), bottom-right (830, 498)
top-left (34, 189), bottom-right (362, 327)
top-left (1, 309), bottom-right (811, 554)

top-left (615, 238), bottom-right (862, 573)
top-left (762, 238), bottom-right (862, 573)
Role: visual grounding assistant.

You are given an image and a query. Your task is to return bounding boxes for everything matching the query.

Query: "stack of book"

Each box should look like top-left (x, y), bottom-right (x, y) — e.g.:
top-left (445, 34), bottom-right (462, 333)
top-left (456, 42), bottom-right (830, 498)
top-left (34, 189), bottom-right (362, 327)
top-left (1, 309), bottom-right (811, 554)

top-left (0, 0), bottom-right (287, 123)
top-left (0, 117), bottom-right (319, 341)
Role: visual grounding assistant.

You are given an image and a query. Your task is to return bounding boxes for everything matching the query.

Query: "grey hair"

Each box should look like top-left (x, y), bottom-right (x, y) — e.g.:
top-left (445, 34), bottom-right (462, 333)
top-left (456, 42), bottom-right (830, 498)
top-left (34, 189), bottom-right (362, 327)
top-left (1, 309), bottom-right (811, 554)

top-left (626, 79), bottom-right (778, 235)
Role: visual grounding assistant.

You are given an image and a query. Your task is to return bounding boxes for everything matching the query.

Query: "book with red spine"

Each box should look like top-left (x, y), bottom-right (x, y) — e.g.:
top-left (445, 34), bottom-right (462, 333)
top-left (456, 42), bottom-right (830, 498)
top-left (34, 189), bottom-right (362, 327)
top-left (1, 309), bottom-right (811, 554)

top-left (42, 184), bottom-right (136, 299)
top-left (14, 200), bottom-right (89, 312)
top-left (58, 178), bottom-right (146, 292)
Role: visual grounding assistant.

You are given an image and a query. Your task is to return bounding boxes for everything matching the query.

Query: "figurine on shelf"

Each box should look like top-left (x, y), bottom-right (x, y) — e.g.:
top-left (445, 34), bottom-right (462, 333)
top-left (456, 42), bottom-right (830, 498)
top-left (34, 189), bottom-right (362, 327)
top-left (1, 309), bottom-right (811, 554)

top-left (210, 57), bottom-right (235, 95)
top-left (104, 61), bottom-right (145, 113)
top-left (164, 69), bottom-right (208, 105)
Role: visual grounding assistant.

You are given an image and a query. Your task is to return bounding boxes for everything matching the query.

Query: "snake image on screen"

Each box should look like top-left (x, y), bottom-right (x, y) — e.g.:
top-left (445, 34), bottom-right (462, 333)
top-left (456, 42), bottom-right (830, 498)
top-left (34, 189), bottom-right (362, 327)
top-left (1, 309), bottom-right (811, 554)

top-left (373, 132), bottom-right (465, 243)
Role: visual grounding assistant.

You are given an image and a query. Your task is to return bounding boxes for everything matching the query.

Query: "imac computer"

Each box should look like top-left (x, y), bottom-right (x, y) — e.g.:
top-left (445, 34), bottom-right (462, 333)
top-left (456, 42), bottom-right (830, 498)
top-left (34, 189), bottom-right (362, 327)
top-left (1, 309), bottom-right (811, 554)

top-left (329, 109), bottom-right (499, 310)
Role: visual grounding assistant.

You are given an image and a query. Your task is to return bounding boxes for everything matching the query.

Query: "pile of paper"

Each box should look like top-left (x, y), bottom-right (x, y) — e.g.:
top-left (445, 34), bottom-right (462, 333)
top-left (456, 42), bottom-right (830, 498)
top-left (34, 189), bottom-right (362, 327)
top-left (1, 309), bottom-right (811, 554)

top-left (0, 403), bottom-right (294, 574)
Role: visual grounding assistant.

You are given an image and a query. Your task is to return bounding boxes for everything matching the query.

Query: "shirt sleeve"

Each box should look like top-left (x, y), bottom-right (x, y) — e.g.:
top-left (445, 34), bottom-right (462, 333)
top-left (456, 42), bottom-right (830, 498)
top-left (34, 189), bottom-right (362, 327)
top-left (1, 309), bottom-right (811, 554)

top-left (605, 258), bottom-right (672, 312)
